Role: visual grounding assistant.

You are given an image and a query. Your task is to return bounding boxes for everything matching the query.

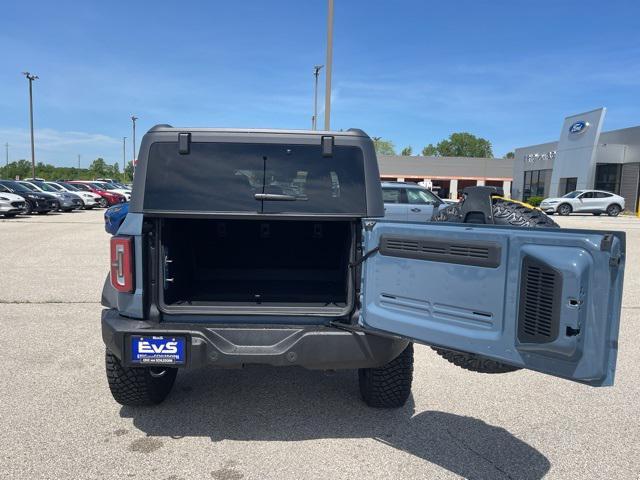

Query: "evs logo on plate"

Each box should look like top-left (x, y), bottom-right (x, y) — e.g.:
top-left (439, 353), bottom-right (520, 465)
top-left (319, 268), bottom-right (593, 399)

top-left (569, 120), bottom-right (589, 135)
top-left (131, 336), bottom-right (185, 365)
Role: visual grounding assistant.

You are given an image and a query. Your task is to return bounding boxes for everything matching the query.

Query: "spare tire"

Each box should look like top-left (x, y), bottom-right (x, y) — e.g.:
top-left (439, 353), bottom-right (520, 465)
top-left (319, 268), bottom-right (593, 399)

top-left (430, 196), bottom-right (558, 374)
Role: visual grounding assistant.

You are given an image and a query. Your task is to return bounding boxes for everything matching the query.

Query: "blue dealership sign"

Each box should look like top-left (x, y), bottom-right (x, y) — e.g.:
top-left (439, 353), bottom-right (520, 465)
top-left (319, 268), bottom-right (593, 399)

top-left (569, 120), bottom-right (589, 134)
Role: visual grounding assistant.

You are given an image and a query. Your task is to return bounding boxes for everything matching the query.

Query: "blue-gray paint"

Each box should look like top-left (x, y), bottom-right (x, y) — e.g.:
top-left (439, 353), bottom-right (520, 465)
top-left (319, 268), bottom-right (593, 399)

top-left (360, 220), bottom-right (624, 387)
top-left (101, 212), bottom-right (145, 318)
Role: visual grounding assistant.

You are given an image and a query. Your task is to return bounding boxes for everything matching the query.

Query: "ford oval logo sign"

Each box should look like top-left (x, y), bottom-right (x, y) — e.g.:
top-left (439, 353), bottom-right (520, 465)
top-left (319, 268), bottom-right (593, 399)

top-left (569, 120), bottom-right (589, 134)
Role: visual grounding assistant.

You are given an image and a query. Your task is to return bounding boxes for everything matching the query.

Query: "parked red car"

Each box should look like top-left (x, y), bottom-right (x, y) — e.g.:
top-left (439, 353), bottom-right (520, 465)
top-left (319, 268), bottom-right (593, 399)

top-left (67, 181), bottom-right (126, 207)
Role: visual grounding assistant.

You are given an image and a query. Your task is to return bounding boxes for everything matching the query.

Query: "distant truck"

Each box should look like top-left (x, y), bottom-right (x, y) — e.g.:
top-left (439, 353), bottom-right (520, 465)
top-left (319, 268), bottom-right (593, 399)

top-left (101, 125), bottom-right (625, 408)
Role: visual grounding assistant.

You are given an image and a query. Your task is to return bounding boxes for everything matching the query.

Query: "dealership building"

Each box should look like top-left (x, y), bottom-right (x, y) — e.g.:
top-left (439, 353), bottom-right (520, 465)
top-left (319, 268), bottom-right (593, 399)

top-left (513, 108), bottom-right (640, 213)
top-left (377, 154), bottom-right (514, 199)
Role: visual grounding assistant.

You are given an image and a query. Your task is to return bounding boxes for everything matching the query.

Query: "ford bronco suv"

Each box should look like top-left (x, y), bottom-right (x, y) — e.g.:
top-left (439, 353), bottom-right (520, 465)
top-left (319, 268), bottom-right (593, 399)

top-left (101, 126), bottom-right (625, 408)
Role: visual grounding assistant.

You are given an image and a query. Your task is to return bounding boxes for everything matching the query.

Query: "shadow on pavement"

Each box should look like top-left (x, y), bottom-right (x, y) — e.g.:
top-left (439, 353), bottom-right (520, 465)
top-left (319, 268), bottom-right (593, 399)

top-left (121, 366), bottom-right (550, 480)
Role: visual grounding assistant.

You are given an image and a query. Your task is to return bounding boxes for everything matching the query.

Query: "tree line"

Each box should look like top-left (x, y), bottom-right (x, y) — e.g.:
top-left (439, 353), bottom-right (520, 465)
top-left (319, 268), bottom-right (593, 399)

top-left (373, 132), bottom-right (515, 159)
top-left (0, 158), bottom-right (135, 182)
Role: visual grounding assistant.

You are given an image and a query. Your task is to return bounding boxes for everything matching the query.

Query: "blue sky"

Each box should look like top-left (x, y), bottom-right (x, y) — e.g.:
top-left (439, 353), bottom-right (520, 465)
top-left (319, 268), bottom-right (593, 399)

top-left (1, 0), bottom-right (640, 166)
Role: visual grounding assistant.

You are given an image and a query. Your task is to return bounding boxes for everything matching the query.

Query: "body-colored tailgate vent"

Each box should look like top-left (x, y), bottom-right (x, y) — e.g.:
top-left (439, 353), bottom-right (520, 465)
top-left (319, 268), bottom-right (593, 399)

top-left (518, 257), bottom-right (561, 343)
top-left (379, 235), bottom-right (501, 268)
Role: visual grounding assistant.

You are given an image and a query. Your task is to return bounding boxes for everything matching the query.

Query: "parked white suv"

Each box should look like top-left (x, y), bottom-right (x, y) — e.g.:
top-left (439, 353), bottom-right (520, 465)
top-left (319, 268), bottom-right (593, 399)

top-left (540, 190), bottom-right (625, 216)
top-left (381, 182), bottom-right (446, 221)
top-left (0, 186), bottom-right (26, 217)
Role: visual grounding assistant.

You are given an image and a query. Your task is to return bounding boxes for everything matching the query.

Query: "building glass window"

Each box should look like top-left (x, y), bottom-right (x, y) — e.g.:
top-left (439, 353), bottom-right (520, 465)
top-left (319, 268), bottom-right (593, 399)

top-left (595, 164), bottom-right (621, 194)
top-left (560, 177), bottom-right (577, 196)
top-left (523, 169), bottom-right (548, 200)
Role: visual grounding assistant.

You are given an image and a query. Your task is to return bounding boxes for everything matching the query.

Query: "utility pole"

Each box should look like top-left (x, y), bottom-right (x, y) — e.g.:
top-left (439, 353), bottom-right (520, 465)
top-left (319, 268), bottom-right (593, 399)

top-left (323, 0), bottom-right (334, 130)
top-left (312, 65), bottom-right (324, 130)
top-left (122, 137), bottom-right (127, 182)
top-left (131, 116), bottom-right (138, 167)
top-left (4, 143), bottom-right (8, 168)
top-left (22, 72), bottom-right (39, 179)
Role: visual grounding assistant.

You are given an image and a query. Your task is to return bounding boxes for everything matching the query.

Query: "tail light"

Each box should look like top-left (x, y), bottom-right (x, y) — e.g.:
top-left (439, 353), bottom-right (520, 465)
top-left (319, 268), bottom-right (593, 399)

top-left (110, 236), bottom-right (134, 293)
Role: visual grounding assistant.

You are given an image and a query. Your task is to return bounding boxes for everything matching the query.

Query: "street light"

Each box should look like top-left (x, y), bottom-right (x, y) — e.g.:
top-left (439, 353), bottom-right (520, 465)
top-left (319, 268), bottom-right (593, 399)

top-left (324, 0), bottom-right (334, 130)
top-left (122, 136), bottom-right (127, 182)
top-left (312, 65), bottom-right (324, 130)
top-left (131, 116), bottom-right (138, 166)
top-left (22, 71), bottom-right (39, 179)
top-left (5, 143), bottom-right (8, 168)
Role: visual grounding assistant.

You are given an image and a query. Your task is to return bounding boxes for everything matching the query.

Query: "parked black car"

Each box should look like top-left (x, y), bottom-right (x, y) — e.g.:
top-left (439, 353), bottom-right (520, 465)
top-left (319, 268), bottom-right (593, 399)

top-left (0, 180), bottom-right (59, 214)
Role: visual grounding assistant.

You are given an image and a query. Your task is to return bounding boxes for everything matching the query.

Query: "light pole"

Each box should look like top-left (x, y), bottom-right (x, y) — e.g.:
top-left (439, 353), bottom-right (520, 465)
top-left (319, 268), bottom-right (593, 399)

top-left (22, 72), bottom-right (38, 179)
top-left (324, 0), bottom-right (334, 130)
top-left (131, 116), bottom-right (138, 167)
top-left (312, 65), bottom-right (324, 130)
top-left (122, 136), bottom-right (127, 181)
top-left (77, 154), bottom-right (81, 169)
top-left (4, 143), bottom-right (8, 168)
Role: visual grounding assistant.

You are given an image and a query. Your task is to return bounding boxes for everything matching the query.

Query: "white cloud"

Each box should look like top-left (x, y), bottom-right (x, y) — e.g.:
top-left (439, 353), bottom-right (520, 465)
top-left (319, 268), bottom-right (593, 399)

top-left (0, 128), bottom-right (121, 166)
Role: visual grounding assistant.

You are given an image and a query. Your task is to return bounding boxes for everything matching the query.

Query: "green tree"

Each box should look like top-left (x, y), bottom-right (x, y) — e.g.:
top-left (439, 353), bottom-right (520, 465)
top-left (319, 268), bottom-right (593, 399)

top-left (105, 162), bottom-right (120, 178)
top-left (435, 132), bottom-right (493, 158)
top-left (0, 159), bottom-right (98, 181)
top-left (400, 146), bottom-right (412, 156)
top-left (504, 151), bottom-right (515, 159)
top-left (421, 144), bottom-right (438, 156)
top-left (124, 161), bottom-right (135, 182)
top-left (89, 158), bottom-right (108, 178)
top-left (0, 159), bottom-right (32, 179)
top-left (372, 137), bottom-right (396, 155)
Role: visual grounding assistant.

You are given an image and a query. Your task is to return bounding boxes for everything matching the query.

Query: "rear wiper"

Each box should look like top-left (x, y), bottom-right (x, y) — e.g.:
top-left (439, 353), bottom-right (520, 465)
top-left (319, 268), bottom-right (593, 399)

top-left (254, 193), bottom-right (297, 201)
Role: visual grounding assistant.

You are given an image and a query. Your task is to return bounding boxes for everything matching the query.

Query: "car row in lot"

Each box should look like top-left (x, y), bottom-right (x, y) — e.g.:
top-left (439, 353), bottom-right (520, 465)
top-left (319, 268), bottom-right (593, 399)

top-left (539, 190), bottom-right (625, 216)
top-left (0, 179), bottom-right (131, 217)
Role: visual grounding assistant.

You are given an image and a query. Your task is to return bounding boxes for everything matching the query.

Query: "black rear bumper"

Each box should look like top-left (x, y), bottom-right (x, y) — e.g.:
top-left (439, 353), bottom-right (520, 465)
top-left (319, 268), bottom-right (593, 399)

top-left (102, 309), bottom-right (408, 370)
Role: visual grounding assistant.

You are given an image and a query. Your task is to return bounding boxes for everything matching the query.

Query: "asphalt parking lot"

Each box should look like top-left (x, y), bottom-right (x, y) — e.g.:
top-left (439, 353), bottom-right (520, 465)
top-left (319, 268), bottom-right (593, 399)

top-left (1, 210), bottom-right (639, 480)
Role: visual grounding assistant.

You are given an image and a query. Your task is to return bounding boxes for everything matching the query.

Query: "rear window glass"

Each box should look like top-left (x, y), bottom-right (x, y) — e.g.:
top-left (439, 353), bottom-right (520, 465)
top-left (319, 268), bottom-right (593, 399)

top-left (144, 142), bottom-right (367, 214)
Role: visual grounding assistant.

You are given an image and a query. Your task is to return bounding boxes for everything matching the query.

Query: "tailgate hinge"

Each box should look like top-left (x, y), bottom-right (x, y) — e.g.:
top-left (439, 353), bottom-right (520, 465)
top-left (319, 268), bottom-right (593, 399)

top-left (329, 321), bottom-right (405, 341)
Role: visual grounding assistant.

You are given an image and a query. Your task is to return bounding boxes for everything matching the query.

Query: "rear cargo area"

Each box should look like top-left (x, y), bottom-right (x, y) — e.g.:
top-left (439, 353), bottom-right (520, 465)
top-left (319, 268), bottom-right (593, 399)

top-left (159, 219), bottom-right (354, 314)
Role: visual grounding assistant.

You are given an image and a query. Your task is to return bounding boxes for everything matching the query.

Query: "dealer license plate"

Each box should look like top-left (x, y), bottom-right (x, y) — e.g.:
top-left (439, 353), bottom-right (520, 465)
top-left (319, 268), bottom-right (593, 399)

top-left (130, 336), bottom-right (186, 365)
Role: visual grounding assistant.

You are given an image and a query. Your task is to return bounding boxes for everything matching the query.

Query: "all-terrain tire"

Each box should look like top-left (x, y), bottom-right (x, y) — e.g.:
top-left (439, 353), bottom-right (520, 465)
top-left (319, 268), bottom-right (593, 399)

top-left (359, 343), bottom-right (414, 408)
top-left (431, 196), bottom-right (559, 374)
top-left (431, 347), bottom-right (521, 374)
top-left (105, 349), bottom-right (178, 406)
top-left (433, 197), bottom-right (559, 228)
